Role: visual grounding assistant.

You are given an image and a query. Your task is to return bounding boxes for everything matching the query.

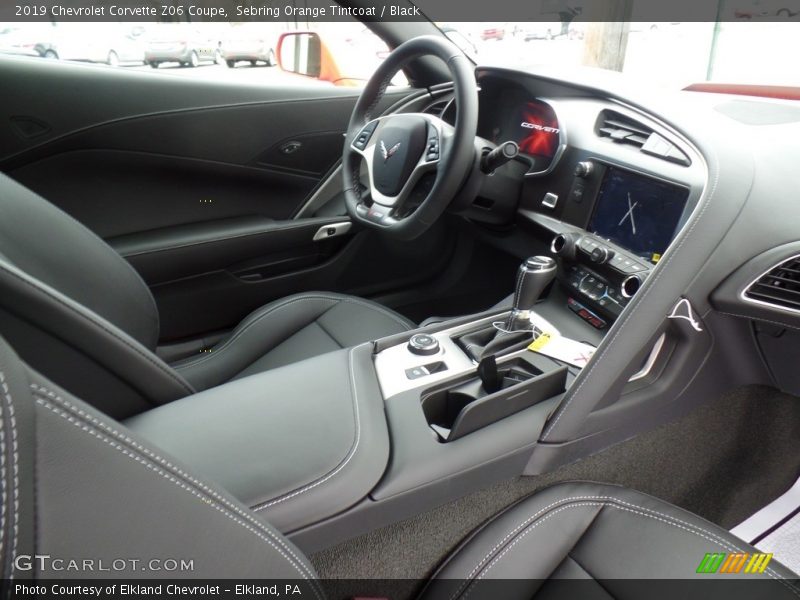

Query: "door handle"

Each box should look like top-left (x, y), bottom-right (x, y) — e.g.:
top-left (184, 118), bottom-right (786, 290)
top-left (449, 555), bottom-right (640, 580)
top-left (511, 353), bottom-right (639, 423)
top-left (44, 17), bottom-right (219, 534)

top-left (312, 222), bottom-right (352, 241)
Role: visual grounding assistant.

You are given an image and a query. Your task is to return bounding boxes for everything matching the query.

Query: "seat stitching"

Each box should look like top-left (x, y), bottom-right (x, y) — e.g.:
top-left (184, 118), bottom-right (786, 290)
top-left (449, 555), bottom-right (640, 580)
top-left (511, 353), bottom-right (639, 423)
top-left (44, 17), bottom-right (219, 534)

top-left (0, 371), bottom-right (19, 580)
top-left (250, 294), bottom-right (412, 332)
top-left (479, 503), bottom-right (798, 596)
top-left (252, 345), bottom-right (361, 511)
top-left (454, 494), bottom-right (617, 594)
top-left (176, 294), bottom-right (411, 369)
top-left (35, 397), bottom-right (322, 594)
top-left (453, 494), bottom-right (796, 600)
top-left (0, 261), bottom-right (193, 395)
top-left (448, 494), bottom-right (614, 600)
top-left (465, 504), bottom-right (799, 599)
top-left (456, 497), bottom-right (798, 600)
top-left (174, 296), bottom-right (338, 368)
top-left (541, 146), bottom-right (721, 440)
top-left (29, 383), bottom-right (318, 585)
top-left (0, 394), bottom-right (6, 579)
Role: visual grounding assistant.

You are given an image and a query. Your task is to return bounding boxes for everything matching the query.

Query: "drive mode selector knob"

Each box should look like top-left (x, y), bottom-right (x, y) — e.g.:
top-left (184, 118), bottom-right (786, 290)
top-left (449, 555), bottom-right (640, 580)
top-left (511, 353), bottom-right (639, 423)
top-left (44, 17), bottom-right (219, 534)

top-left (407, 333), bottom-right (440, 356)
top-left (574, 161), bottom-right (595, 178)
top-left (590, 245), bottom-right (614, 264)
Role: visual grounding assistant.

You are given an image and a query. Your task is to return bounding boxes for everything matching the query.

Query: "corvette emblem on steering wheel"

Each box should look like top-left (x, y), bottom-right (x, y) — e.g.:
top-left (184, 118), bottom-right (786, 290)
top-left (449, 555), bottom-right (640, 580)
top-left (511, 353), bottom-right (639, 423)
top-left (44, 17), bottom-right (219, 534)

top-left (380, 140), bottom-right (402, 163)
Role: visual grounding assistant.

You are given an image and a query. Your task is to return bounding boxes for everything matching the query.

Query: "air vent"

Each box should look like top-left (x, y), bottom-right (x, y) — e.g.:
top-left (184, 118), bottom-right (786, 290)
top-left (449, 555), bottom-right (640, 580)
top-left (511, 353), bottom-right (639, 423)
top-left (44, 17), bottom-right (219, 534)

top-left (597, 110), bottom-right (691, 166)
top-left (597, 110), bottom-right (653, 147)
top-left (746, 256), bottom-right (800, 311)
top-left (423, 99), bottom-right (450, 117)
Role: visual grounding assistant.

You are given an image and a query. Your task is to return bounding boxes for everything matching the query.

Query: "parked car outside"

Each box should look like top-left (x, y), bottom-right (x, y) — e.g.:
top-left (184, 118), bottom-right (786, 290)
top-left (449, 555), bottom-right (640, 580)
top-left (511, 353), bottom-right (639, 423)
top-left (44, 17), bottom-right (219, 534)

top-left (0, 23), bottom-right (59, 59)
top-left (55, 24), bottom-right (147, 66)
top-left (480, 24), bottom-right (506, 40)
top-left (221, 23), bottom-right (280, 67)
top-left (0, 23), bottom-right (146, 65)
top-left (145, 23), bottom-right (222, 68)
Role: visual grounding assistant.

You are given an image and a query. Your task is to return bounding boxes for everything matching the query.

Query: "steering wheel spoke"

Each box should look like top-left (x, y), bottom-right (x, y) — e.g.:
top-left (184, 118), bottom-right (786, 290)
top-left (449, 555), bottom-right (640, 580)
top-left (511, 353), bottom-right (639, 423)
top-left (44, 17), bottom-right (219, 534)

top-left (350, 114), bottom-right (451, 220)
top-left (342, 35), bottom-right (478, 239)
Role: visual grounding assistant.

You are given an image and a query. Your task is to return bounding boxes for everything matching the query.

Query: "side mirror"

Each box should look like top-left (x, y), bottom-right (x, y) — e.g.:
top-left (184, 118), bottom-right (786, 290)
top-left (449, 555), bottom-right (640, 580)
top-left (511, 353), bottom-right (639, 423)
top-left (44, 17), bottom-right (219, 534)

top-left (277, 31), bottom-right (322, 79)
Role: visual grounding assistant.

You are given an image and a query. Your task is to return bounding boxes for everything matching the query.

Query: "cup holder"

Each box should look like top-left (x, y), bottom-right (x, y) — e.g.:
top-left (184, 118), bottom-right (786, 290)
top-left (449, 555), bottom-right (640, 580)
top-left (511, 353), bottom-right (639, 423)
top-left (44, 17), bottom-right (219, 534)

top-left (421, 357), bottom-right (567, 442)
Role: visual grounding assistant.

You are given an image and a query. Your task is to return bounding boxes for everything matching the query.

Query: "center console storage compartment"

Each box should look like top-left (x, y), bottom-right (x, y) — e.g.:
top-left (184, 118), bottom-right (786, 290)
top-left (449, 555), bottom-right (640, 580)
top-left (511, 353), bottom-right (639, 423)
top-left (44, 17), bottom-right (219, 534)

top-left (422, 355), bottom-right (567, 441)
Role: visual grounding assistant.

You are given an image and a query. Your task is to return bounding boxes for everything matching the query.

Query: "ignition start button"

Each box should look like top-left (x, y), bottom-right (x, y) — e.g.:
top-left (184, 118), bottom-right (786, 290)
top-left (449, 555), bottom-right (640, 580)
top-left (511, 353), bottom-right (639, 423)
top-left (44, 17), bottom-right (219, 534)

top-left (407, 333), bottom-right (440, 356)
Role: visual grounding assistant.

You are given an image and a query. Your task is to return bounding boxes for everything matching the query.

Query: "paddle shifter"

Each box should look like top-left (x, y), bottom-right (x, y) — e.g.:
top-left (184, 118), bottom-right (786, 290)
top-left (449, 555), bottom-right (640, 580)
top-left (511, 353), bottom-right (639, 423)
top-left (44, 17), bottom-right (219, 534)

top-left (505, 256), bottom-right (557, 331)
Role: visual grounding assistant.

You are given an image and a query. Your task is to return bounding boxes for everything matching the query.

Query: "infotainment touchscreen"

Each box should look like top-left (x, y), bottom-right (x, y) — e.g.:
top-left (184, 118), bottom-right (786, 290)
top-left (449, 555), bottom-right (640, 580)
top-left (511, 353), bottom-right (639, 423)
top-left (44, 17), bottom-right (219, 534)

top-left (588, 167), bottom-right (689, 264)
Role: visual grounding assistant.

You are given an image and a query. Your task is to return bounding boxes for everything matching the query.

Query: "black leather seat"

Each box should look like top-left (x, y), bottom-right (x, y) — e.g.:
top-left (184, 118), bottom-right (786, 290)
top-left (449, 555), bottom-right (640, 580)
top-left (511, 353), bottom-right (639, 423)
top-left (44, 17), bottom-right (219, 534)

top-left (171, 291), bottom-right (413, 391)
top-left (1, 334), bottom-right (797, 591)
top-left (422, 482), bottom-right (799, 599)
top-left (0, 173), bottom-right (412, 416)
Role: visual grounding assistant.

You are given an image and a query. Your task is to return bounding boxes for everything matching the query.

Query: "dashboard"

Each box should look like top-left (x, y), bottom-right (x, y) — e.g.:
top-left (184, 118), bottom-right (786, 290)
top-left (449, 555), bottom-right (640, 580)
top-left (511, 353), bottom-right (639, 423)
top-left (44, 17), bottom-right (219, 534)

top-left (393, 58), bottom-right (800, 462)
top-left (439, 69), bottom-right (706, 330)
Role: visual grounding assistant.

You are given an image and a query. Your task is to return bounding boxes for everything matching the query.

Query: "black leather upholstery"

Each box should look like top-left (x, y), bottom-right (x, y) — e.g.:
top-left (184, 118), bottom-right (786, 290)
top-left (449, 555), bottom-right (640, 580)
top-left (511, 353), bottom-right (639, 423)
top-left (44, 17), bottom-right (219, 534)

top-left (126, 344), bottom-right (393, 533)
top-left (423, 482), bottom-right (799, 599)
top-left (1, 332), bottom-right (797, 591)
top-left (0, 173), bottom-right (160, 349)
top-left (0, 173), bottom-right (412, 413)
top-left (173, 292), bottom-right (413, 392)
top-left (0, 336), bottom-right (322, 584)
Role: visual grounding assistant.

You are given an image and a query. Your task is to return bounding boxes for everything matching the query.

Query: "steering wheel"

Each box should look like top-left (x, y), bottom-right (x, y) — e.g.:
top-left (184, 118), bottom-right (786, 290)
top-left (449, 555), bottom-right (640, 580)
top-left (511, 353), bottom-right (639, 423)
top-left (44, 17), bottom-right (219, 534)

top-left (342, 35), bottom-right (478, 240)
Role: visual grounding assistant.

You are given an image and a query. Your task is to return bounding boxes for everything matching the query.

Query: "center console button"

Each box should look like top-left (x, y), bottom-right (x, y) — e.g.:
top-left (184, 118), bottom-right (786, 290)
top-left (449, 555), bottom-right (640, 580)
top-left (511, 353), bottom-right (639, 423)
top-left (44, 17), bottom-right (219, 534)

top-left (574, 161), bottom-right (595, 178)
top-left (578, 237), bottom-right (595, 253)
top-left (590, 245), bottom-right (614, 264)
top-left (626, 262), bottom-right (648, 273)
top-left (407, 333), bottom-right (440, 356)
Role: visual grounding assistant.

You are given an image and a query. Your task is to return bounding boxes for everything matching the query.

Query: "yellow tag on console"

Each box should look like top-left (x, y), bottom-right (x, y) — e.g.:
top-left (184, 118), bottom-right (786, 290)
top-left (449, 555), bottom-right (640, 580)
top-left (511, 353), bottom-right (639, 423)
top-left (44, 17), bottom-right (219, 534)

top-left (528, 333), bottom-right (552, 352)
top-left (528, 332), bottom-right (597, 368)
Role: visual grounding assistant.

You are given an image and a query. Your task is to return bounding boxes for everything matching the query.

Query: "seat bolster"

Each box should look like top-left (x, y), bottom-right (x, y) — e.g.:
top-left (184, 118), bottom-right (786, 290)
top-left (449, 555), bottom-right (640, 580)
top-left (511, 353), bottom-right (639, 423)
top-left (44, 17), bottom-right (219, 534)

top-left (173, 292), bottom-right (413, 391)
top-left (0, 260), bottom-right (193, 417)
top-left (424, 482), bottom-right (800, 599)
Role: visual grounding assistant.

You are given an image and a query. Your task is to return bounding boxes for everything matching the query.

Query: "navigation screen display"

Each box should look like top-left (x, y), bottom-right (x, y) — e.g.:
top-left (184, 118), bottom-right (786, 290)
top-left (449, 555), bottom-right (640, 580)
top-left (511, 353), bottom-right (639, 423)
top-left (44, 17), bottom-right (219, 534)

top-left (589, 167), bottom-right (689, 264)
top-left (515, 100), bottom-right (560, 158)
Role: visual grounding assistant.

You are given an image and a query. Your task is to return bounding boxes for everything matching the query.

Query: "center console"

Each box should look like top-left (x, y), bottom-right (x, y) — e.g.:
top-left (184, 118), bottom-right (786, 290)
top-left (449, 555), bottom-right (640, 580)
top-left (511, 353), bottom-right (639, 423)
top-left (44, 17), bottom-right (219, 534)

top-left (123, 255), bottom-right (595, 546)
top-left (529, 160), bottom-right (692, 331)
top-left (376, 309), bottom-right (572, 440)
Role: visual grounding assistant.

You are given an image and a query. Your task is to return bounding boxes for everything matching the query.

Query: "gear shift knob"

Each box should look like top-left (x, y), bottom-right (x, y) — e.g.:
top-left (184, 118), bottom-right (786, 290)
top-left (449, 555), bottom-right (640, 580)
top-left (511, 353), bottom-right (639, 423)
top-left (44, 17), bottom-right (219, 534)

top-left (506, 256), bottom-right (557, 330)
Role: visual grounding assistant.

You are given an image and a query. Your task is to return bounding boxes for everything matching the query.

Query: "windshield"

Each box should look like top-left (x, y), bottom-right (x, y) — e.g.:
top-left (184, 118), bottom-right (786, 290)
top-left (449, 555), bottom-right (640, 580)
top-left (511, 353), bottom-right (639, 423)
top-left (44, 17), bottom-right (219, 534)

top-left (439, 21), bottom-right (800, 89)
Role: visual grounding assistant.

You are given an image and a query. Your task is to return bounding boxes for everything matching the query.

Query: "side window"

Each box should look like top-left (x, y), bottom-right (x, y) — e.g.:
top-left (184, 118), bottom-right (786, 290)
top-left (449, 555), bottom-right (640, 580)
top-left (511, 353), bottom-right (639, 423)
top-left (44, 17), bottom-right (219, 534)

top-left (0, 20), bottom-right (407, 88)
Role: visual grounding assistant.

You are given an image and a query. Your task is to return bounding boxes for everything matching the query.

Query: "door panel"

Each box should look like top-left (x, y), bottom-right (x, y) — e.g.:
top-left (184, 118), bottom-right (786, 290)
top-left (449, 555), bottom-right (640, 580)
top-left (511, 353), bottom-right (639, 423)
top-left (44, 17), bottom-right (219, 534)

top-left (10, 149), bottom-right (320, 238)
top-left (0, 57), bottom-right (448, 342)
top-left (108, 215), bottom-right (351, 284)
